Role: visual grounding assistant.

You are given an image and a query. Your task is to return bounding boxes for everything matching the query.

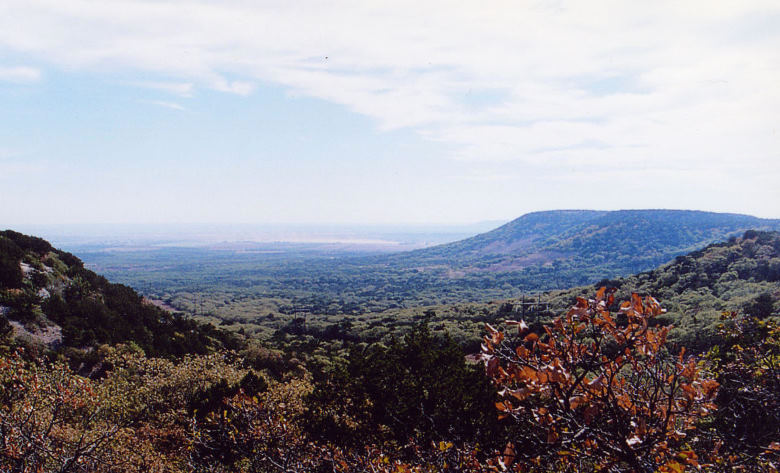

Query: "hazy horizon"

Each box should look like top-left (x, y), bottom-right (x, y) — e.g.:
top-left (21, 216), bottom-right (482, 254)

top-left (6, 207), bottom-right (780, 228)
top-left (6, 220), bottom-right (509, 251)
top-left (8, 208), bottom-right (780, 254)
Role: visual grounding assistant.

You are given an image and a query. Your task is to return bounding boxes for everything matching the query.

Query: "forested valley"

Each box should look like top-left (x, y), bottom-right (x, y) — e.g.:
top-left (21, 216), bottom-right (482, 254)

top-left (1, 219), bottom-right (779, 472)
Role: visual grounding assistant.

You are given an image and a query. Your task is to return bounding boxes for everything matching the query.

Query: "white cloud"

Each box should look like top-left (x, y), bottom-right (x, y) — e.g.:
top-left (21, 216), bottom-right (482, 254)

top-left (212, 78), bottom-right (254, 96)
top-left (0, 160), bottom-right (47, 178)
top-left (0, 0), bottom-right (778, 198)
top-left (142, 100), bottom-right (186, 111)
top-left (131, 80), bottom-right (194, 97)
top-left (0, 65), bottom-right (40, 82)
top-left (0, 149), bottom-right (19, 160)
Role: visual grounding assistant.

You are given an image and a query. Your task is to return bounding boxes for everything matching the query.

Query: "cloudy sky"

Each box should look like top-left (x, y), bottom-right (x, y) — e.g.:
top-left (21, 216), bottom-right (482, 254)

top-left (1, 0), bottom-right (779, 225)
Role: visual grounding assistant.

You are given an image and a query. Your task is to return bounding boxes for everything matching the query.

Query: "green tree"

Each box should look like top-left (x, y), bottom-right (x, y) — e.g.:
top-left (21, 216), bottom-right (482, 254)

top-left (307, 324), bottom-right (503, 453)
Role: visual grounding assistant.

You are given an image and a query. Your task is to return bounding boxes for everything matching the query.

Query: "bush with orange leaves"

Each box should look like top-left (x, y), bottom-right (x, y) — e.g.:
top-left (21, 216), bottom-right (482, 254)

top-left (482, 288), bottom-right (720, 473)
top-left (0, 349), bottom-right (157, 473)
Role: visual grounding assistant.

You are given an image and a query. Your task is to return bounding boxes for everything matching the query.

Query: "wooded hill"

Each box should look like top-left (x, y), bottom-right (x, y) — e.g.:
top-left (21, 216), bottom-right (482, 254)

top-left (455, 229), bottom-right (779, 351)
top-left (389, 209), bottom-right (780, 275)
top-left (0, 230), bottom-right (239, 361)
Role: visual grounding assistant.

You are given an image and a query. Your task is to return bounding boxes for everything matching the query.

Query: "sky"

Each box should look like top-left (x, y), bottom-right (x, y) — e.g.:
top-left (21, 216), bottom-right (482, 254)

top-left (1, 0), bottom-right (779, 225)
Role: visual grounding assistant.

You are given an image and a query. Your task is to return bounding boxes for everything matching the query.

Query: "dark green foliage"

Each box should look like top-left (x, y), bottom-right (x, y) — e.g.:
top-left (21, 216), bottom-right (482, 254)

top-left (0, 236), bottom-right (23, 289)
top-left (30, 270), bottom-right (48, 288)
top-left (595, 277), bottom-right (623, 288)
top-left (743, 292), bottom-right (776, 318)
top-left (0, 236), bottom-right (24, 261)
top-left (40, 276), bottom-right (236, 356)
top-left (706, 316), bottom-right (780, 457)
top-left (241, 345), bottom-right (302, 380)
top-left (3, 290), bottom-right (40, 323)
top-left (0, 258), bottom-right (22, 289)
top-left (190, 379), bottom-right (240, 419)
top-left (0, 230), bottom-right (54, 255)
top-left (0, 230), bottom-right (242, 358)
top-left (56, 251), bottom-right (83, 268)
top-left (239, 371), bottom-right (268, 396)
top-left (546, 230), bottom-right (780, 352)
top-left (0, 314), bottom-right (11, 339)
top-left (307, 324), bottom-right (505, 453)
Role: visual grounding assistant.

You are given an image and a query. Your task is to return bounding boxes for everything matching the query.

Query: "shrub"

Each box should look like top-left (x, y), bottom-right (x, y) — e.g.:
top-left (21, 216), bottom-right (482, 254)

top-left (482, 288), bottom-right (720, 472)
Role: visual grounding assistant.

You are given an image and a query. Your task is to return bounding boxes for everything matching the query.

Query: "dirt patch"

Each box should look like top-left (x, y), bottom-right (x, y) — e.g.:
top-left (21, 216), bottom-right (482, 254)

top-left (143, 297), bottom-right (180, 313)
top-left (446, 268), bottom-right (466, 278)
top-left (10, 321), bottom-right (62, 349)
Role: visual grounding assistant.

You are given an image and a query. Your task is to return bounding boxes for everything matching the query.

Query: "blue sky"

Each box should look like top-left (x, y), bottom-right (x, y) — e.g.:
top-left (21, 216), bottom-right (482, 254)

top-left (1, 1), bottom-right (779, 225)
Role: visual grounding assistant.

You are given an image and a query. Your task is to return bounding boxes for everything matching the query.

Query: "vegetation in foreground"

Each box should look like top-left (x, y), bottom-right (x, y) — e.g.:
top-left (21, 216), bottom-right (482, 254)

top-left (1, 289), bottom-right (778, 472)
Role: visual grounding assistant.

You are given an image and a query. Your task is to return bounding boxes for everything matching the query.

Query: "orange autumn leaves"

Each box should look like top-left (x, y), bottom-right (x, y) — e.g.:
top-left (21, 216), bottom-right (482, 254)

top-left (482, 288), bottom-right (720, 472)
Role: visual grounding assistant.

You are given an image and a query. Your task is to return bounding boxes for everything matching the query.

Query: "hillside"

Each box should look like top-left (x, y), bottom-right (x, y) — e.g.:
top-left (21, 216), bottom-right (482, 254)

top-left (406, 210), bottom-right (608, 260)
top-left (537, 229), bottom-right (780, 349)
top-left (0, 230), bottom-right (239, 358)
top-left (394, 209), bottom-right (780, 273)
